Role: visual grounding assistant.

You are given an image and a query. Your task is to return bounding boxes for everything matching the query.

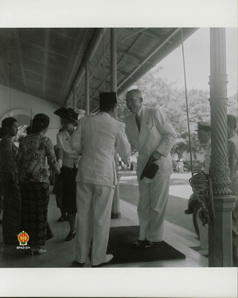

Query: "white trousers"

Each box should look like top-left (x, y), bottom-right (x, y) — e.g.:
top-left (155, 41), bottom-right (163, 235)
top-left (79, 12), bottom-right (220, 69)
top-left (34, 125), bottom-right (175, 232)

top-left (75, 182), bottom-right (114, 266)
top-left (138, 172), bottom-right (170, 242)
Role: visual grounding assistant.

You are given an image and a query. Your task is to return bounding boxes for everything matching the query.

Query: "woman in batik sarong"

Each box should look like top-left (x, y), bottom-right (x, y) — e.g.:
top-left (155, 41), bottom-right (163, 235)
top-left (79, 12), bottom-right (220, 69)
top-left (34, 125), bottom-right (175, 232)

top-left (0, 117), bottom-right (21, 246)
top-left (18, 114), bottom-right (60, 255)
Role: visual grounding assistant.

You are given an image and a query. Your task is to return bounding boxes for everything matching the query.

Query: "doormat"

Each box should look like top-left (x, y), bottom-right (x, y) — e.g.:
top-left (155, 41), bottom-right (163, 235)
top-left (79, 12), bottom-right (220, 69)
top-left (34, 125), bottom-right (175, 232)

top-left (107, 226), bottom-right (186, 265)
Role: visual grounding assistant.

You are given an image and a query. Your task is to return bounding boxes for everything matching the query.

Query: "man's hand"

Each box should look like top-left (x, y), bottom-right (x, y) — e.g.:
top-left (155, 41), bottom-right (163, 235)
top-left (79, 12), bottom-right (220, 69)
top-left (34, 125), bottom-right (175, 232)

top-left (148, 151), bottom-right (162, 164)
top-left (152, 151), bottom-right (163, 160)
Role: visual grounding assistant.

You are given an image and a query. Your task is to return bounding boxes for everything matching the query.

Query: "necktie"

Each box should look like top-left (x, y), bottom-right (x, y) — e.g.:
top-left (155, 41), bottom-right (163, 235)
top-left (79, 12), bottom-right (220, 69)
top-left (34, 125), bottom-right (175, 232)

top-left (135, 113), bottom-right (141, 131)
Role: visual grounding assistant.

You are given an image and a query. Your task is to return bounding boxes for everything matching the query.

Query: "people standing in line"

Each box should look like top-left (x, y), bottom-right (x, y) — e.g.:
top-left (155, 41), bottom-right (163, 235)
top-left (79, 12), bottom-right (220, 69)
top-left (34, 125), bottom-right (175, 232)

top-left (227, 114), bottom-right (238, 266)
top-left (18, 114), bottom-right (60, 255)
top-left (125, 89), bottom-right (177, 248)
top-left (55, 107), bottom-right (80, 241)
top-left (71, 92), bottom-right (131, 267)
top-left (0, 117), bottom-right (21, 246)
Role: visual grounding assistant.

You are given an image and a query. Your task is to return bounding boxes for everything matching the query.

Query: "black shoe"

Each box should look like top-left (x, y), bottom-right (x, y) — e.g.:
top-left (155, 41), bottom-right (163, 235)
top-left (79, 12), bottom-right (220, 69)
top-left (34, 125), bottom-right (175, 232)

top-left (64, 231), bottom-right (76, 241)
top-left (184, 209), bottom-right (192, 214)
top-left (150, 241), bottom-right (162, 247)
top-left (72, 261), bottom-right (85, 267)
top-left (142, 240), bottom-right (154, 248)
top-left (132, 240), bottom-right (153, 248)
top-left (111, 212), bottom-right (121, 219)
top-left (132, 240), bottom-right (145, 248)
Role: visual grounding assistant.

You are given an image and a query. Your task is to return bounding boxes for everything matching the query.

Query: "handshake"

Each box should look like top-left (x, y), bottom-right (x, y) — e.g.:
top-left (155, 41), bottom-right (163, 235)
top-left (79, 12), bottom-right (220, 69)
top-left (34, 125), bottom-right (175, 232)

top-left (140, 152), bottom-right (162, 180)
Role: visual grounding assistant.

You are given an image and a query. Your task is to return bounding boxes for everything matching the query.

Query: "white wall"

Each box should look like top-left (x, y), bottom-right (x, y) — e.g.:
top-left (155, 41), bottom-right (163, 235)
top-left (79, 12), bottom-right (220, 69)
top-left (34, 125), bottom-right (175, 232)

top-left (0, 84), bottom-right (61, 144)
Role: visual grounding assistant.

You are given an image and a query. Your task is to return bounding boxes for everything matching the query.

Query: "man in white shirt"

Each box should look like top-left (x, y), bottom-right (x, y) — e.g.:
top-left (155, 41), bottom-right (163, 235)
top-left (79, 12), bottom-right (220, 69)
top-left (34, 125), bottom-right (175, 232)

top-left (71, 92), bottom-right (131, 267)
top-left (125, 89), bottom-right (177, 248)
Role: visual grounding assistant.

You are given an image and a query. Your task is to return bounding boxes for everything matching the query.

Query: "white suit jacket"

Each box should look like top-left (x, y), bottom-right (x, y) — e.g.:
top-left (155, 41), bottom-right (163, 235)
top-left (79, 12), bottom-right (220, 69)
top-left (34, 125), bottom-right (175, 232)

top-left (125, 106), bottom-right (177, 177)
top-left (71, 112), bottom-right (131, 187)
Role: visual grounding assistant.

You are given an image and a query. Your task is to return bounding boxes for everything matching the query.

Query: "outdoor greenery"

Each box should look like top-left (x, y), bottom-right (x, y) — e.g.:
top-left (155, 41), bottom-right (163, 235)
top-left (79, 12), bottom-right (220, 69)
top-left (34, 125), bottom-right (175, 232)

top-left (118, 64), bottom-right (238, 163)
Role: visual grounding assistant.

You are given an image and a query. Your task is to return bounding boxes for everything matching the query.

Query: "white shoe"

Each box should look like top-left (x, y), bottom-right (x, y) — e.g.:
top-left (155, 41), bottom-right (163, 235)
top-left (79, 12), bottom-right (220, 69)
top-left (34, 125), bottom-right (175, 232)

top-left (31, 247), bottom-right (47, 255)
top-left (92, 254), bottom-right (114, 267)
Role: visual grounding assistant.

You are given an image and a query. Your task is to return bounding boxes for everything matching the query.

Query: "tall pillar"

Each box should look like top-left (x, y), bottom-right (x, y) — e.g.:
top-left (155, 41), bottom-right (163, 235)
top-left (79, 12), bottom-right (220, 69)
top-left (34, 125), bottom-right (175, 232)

top-left (73, 85), bottom-right (77, 111)
top-left (209, 28), bottom-right (235, 266)
top-left (85, 62), bottom-right (90, 115)
top-left (110, 28), bottom-right (121, 219)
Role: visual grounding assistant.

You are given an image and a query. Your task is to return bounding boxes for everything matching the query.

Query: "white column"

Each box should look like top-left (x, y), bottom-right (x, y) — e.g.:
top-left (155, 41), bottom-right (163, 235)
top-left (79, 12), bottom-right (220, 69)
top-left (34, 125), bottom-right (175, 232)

top-left (209, 28), bottom-right (236, 266)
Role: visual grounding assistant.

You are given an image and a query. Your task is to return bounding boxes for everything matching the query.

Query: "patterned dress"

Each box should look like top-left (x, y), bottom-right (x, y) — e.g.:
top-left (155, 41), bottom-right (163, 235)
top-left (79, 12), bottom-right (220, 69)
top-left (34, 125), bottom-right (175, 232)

top-left (18, 134), bottom-right (58, 247)
top-left (0, 137), bottom-right (21, 245)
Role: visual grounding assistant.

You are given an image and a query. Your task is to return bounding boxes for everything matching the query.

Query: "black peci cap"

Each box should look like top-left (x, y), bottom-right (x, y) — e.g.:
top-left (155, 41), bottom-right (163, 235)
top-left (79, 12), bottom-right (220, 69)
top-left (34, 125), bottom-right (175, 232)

top-left (99, 92), bottom-right (117, 111)
top-left (100, 92), bottom-right (117, 104)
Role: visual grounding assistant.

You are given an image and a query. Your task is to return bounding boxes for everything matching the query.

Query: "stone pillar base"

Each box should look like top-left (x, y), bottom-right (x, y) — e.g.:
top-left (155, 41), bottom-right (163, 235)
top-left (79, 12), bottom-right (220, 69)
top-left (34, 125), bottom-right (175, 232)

top-left (209, 195), bottom-right (236, 267)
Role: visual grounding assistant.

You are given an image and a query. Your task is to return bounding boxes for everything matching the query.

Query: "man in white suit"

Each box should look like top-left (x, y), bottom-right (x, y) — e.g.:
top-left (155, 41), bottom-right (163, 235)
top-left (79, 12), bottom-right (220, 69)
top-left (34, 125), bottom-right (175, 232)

top-left (125, 89), bottom-right (177, 248)
top-left (71, 92), bottom-right (131, 267)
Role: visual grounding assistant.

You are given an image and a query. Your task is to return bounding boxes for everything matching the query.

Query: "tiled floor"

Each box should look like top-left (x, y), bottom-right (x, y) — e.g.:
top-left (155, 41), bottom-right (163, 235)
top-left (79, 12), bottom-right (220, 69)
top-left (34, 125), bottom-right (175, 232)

top-left (0, 190), bottom-right (208, 268)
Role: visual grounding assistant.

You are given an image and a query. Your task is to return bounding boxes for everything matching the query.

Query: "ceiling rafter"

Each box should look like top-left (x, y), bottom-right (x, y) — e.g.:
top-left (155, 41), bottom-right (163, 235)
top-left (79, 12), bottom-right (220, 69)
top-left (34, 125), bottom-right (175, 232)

top-left (118, 28), bottom-right (197, 93)
top-left (43, 30), bottom-right (50, 97)
top-left (118, 28), bottom-right (180, 90)
top-left (120, 28), bottom-right (148, 43)
top-left (50, 28), bottom-right (80, 40)
top-left (142, 29), bottom-right (163, 40)
top-left (117, 48), bottom-right (142, 62)
top-left (14, 29), bottom-right (27, 93)
top-left (60, 29), bottom-right (93, 102)
top-left (91, 31), bottom-right (144, 98)
top-left (64, 28), bottom-right (105, 106)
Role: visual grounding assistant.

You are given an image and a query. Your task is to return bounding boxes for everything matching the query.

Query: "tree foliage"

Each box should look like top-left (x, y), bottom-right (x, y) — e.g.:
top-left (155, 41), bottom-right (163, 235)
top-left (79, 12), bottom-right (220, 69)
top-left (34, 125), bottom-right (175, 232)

top-left (118, 65), bottom-right (238, 160)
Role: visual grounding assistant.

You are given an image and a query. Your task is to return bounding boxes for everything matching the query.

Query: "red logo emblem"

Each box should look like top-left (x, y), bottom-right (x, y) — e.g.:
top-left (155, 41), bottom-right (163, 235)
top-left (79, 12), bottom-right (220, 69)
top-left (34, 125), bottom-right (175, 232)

top-left (17, 231), bottom-right (30, 246)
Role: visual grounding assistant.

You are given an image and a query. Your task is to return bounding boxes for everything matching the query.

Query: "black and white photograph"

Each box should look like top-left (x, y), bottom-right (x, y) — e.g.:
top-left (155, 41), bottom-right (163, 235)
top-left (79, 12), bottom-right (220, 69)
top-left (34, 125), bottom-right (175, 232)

top-left (0, 0), bottom-right (237, 297)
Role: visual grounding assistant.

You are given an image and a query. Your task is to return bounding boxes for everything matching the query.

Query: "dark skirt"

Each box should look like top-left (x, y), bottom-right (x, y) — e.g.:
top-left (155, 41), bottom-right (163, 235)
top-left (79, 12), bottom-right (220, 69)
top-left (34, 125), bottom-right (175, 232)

top-left (21, 182), bottom-right (49, 247)
top-left (61, 166), bottom-right (77, 213)
top-left (53, 172), bottom-right (64, 211)
top-left (2, 176), bottom-right (21, 245)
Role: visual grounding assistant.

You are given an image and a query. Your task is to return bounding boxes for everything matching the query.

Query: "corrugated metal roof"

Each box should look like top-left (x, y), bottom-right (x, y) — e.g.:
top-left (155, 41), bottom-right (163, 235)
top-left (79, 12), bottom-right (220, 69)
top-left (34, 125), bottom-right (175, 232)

top-left (0, 28), bottom-right (196, 108)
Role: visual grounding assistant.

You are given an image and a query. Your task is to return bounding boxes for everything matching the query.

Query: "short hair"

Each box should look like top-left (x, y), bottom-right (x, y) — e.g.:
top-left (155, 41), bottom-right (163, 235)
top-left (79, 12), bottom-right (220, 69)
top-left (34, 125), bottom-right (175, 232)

top-left (126, 89), bottom-right (143, 100)
top-left (227, 114), bottom-right (237, 130)
top-left (31, 114), bottom-right (50, 134)
top-left (1, 117), bottom-right (17, 137)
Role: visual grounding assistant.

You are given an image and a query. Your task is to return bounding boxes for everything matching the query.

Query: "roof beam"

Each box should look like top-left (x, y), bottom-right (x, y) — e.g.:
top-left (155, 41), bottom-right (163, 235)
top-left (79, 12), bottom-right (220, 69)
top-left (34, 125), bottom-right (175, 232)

top-left (14, 29), bottom-right (27, 93)
top-left (142, 29), bottom-right (163, 40)
top-left (117, 48), bottom-right (141, 61)
top-left (61, 29), bottom-right (92, 102)
top-left (64, 28), bottom-right (105, 106)
top-left (120, 28), bottom-right (148, 42)
top-left (91, 30), bottom-right (143, 98)
top-left (43, 30), bottom-right (50, 97)
top-left (118, 28), bottom-right (197, 94)
top-left (26, 42), bottom-right (69, 59)
top-left (118, 28), bottom-right (180, 91)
